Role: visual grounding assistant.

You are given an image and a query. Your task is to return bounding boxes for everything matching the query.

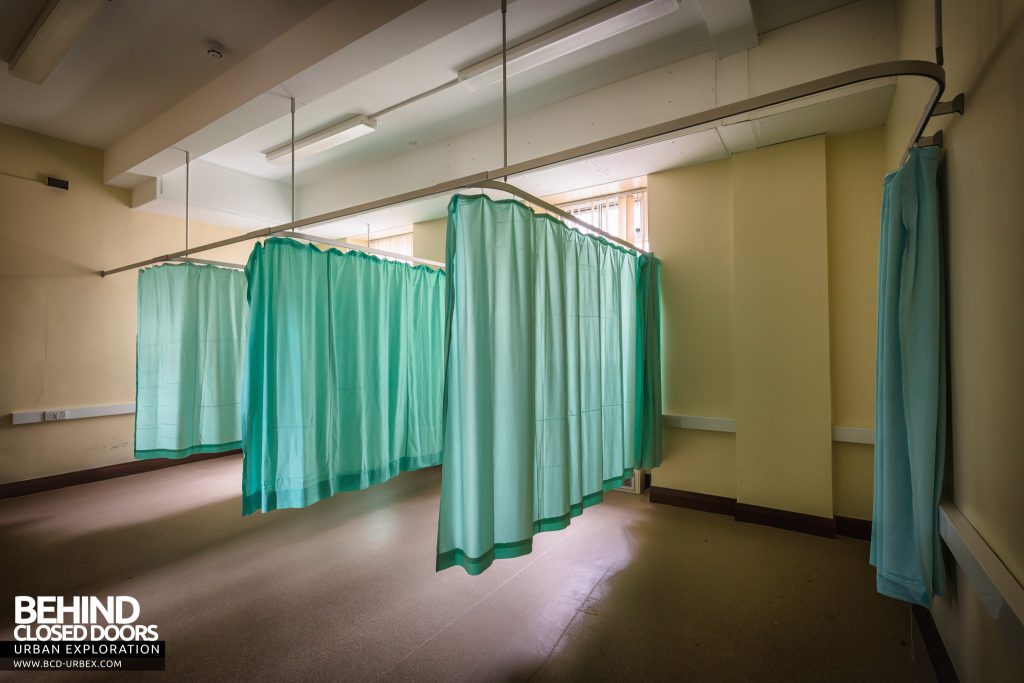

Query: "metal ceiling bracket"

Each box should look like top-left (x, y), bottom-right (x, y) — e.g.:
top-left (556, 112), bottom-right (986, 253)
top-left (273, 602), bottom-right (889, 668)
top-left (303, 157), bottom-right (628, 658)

top-left (931, 92), bottom-right (964, 117)
top-left (917, 130), bottom-right (944, 148)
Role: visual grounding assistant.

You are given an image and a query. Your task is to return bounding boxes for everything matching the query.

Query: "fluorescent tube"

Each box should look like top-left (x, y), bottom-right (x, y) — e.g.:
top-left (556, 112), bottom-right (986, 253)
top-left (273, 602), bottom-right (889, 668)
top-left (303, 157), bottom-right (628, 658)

top-left (457, 0), bottom-right (680, 92)
top-left (265, 115), bottom-right (377, 165)
top-left (9, 0), bottom-right (109, 84)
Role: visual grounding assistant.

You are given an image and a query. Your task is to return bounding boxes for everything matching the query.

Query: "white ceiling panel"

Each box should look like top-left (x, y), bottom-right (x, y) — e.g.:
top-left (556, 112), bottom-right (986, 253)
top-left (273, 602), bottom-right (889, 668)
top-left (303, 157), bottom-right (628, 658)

top-left (200, 0), bottom-right (711, 181)
top-left (0, 0), bottom-right (330, 148)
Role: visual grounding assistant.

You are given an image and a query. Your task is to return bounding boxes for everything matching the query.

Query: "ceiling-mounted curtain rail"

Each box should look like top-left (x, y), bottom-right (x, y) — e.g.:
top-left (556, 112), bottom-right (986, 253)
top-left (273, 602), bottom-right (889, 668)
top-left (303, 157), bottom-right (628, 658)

top-left (277, 231), bottom-right (445, 268)
top-left (171, 257), bottom-right (245, 270)
top-left (100, 59), bottom-right (945, 277)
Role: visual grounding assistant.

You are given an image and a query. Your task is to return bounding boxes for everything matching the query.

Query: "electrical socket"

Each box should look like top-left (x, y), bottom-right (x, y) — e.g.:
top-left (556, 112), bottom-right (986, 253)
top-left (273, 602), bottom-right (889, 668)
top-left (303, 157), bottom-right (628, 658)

top-left (44, 409), bottom-right (68, 421)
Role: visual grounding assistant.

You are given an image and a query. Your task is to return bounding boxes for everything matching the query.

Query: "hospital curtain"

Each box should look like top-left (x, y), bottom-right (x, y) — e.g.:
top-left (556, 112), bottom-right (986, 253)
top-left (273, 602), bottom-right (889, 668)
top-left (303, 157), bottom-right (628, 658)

top-left (242, 238), bottom-right (445, 515)
top-left (870, 146), bottom-right (946, 607)
top-left (135, 263), bottom-right (248, 459)
top-left (437, 194), bottom-right (663, 574)
top-left (635, 252), bottom-right (663, 469)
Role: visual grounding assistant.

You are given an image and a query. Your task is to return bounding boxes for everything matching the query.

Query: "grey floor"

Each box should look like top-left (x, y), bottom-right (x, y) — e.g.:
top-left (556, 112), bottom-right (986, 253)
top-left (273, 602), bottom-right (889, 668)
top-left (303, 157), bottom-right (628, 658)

top-left (0, 456), bottom-right (934, 682)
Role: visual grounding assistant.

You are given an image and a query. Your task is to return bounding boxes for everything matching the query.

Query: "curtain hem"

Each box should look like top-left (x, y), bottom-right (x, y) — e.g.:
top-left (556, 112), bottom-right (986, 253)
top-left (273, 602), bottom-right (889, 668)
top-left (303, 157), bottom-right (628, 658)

top-left (874, 570), bottom-right (935, 608)
top-left (135, 440), bottom-right (242, 461)
top-left (435, 467), bottom-right (634, 575)
top-left (242, 453), bottom-right (442, 515)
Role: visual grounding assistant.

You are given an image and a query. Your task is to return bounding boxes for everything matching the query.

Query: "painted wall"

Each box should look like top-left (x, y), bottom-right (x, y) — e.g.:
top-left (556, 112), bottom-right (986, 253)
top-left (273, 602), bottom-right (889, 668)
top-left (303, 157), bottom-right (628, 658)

top-left (0, 124), bottom-right (253, 484)
top-left (826, 128), bottom-right (885, 520)
top-left (647, 159), bottom-right (737, 498)
top-left (649, 129), bottom-right (885, 522)
top-left (732, 136), bottom-right (833, 518)
top-left (886, 1), bottom-right (1024, 680)
top-left (412, 218), bottom-right (446, 263)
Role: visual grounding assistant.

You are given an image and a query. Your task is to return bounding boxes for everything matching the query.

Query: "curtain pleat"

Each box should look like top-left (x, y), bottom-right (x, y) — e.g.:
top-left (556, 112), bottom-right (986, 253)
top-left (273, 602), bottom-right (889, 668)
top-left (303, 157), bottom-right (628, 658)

top-left (242, 238), bottom-right (445, 515)
top-left (135, 263), bottom-right (247, 459)
top-left (870, 146), bottom-right (946, 607)
top-left (437, 194), bottom-right (662, 574)
top-left (635, 253), bottom-right (663, 470)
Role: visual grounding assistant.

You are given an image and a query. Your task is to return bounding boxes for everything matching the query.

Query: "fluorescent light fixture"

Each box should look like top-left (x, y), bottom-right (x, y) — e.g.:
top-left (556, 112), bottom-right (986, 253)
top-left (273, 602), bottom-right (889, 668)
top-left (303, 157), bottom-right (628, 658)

top-left (457, 0), bottom-right (680, 92)
top-left (9, 0), bottom-right (109, 84)
top-left (264, 115), bottom-right (377, 165)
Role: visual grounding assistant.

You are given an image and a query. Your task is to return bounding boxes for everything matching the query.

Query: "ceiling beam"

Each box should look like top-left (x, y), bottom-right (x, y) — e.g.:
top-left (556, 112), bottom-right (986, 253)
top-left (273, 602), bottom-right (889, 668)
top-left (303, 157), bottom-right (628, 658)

top-left (102, 0), bottom-right (431, 187)
top-left (299, 0), bottom-right (894, 218)
top-left (696, 0), bottom-right (758, 57)
top-left (131, 159), bottom-right (292, 230)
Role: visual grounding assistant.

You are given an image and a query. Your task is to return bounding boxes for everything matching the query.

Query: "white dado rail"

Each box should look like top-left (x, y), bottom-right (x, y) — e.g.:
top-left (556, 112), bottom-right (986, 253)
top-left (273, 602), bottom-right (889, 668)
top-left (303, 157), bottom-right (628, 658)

top-left (12, 406), bottom-right (877, 446)
top-left (11, 403), bottom-right (135, 425)
top-left (939, 501), bottom-right (1024, 654)
top-left (662, 413), bottom-right (874, 445)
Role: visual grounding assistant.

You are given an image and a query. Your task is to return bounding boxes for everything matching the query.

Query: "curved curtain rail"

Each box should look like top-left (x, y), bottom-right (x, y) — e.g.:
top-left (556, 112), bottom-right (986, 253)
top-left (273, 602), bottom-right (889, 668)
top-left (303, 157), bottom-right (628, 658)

top-left (99, 59), bottom-right (945, 277)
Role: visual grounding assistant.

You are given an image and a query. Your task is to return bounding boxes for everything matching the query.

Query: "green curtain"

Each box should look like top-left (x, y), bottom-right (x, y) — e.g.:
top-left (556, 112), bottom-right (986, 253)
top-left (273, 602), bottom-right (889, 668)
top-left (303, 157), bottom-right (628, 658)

top-left (870, 146), bottom-right (946, 607)
top-left (242, 237), bottom-right (445, 515)
top-left (635, 253), bottom-right (663, 470)
top-left (437, 194), bottom-right (663, 574)
top-left (135, 263), bottom-right (248, 459)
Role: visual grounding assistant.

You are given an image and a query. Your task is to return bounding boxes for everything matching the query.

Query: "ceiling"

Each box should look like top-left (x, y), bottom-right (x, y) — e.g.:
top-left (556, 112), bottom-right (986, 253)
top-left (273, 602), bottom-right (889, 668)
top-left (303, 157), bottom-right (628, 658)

top-left (297, 79), bottom-right (896, 241)
top-left (0, 0), bottom-right (902, 240)
top-left (197, 0), bottom-right (867, 187)
top-left (202, 0), bottom-right (713, 183)
top-left (0, 0), bottom-right (330, 148)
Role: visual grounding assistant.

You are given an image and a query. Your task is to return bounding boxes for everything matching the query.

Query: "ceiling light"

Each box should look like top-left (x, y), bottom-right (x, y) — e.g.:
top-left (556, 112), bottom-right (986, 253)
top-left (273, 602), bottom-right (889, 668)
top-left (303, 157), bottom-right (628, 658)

top-left (9, 0), bottom-right (109, 84)
top-left (264, 115), bottom-right (377, 165)
top-left (457, 0), bottom-right (680, 92)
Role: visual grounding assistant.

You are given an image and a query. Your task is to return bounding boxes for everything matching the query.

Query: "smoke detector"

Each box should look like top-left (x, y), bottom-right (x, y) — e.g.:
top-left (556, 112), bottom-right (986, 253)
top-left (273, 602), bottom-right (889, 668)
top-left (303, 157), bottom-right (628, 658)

top-left (206, 41), bottom-right (224, 60)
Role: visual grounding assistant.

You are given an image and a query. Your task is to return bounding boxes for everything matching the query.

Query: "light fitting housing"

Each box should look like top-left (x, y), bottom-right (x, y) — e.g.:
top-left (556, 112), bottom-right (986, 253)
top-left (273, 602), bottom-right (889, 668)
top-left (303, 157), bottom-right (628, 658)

top-left (457, 0), bottom-right (680, 92)
top-left (9, 0), bottom-right (109, 84)
top-left (264, 115), bottom-right (377, 165)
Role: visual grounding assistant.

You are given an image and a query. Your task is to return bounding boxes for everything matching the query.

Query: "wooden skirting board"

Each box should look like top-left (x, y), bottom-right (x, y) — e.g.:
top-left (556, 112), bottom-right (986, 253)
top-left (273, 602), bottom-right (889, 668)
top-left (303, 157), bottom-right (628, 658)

top-left (0, 450), bottom-right (241, 500)
top-left (649, 486), bottom-right (872, 540)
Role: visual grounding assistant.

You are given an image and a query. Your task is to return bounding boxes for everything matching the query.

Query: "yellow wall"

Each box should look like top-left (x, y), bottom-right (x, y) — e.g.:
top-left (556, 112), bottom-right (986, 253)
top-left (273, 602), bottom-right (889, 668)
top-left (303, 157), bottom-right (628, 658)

top-left (659, 429), bottom-right (737, 499)
top-left (825, 128), bottom-right (885, 519)
top-left (732, 136), bottom-right (833, 518)
top-left (886, 1), bottom-right (1024, 680)
top-left (649, 129), bottom-right (885, 521)
top-left (647, 159), bottom-right (736, 498)
top-left (413, 218), bottom-right (446, 263)
top-left (826, 130), bottom-right (883, 428)
top-left (0, 124), bottom-right (254, 484)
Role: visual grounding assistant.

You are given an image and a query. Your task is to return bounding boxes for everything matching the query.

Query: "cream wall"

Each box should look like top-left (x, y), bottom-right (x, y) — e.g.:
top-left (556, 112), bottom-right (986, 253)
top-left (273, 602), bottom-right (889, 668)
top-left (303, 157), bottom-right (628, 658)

top-left (0, 124), bottom-right (254, 484)
top-left (732, 136), bottom-right (833, 518)
top-left (886, 1), bottom-right (1024, 680)
top-left (649, 129), bottom-right (886, 522)
top-left (647, 159), bottom-right (736, 499)
top-left (826, 128), bottom-right (886, 519)
top-left (412, 218), bottom-right (446, 263)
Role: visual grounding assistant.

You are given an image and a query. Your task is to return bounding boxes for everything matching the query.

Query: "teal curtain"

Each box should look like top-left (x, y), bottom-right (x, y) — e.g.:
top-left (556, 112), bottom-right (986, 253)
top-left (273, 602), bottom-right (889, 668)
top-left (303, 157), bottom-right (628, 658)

top-left (437, 194), bottom-right (663, 574)
top-left (635, 253), bottom-right (663, 469)
top-left (242, 238), bottom-right (445, 515)
top-left (870, 146), bottom-right (946, 607)
top-left (135, 263), bottom-right (247, 459)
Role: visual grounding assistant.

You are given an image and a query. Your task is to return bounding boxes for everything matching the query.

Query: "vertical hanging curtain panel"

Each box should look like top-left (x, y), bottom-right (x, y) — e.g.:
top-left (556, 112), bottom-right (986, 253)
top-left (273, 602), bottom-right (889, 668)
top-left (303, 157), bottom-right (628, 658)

top-left (635, 251), bottom-right (663, 466)
top-left (135, 263), bottom-right (248, 459)
top-left (242, 238), bottom-right (445, 515)
top-left (870, 146), bottom-right (947, 608)
top-left (437, 194), bottom-right (662, 574)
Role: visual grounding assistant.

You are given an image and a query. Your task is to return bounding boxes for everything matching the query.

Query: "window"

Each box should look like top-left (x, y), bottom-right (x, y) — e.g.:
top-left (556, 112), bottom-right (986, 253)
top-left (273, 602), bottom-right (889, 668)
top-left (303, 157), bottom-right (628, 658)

top-left (557, 189), bottom-right (648, 249)
top-left (347, 231), bottom-right (414, 260)
top-left (369, 232), bottom-right (413, 257)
